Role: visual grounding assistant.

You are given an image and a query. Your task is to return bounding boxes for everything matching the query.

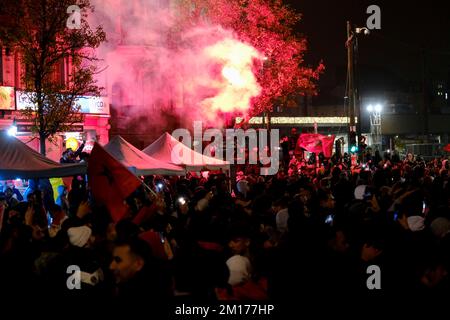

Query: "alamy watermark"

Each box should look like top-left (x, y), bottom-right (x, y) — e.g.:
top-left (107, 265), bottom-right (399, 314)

top-left (366, 5), bottom-right (381, 30)
top-left (66, 5), bottom-right (81, 30)
top-left (66, 264), bottom-right (104, 289)
top-left (66, 265), bottom-right (81, 289)
top-left (171, 121), bottom-right (280, 175)
top-left (366, 265), bottom-right (381, 290)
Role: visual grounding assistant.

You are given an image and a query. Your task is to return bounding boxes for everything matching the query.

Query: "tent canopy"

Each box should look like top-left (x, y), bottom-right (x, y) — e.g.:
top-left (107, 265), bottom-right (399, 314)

top-left (104, 135), bottom-right (185, 176)
top-left (142, 132), bottom-right (230, 171)
top-left (0, 131), bottom-right (86, 179)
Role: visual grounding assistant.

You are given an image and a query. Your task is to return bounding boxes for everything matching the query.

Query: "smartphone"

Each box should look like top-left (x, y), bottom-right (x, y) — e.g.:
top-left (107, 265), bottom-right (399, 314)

top-left (325, 214), bottom-right (334, 225)
top-left (393, 212), bottom-right (398, 221)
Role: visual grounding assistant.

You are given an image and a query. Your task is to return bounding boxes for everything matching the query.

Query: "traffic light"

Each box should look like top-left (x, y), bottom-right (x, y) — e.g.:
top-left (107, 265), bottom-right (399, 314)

top-left (349, 131), bottom-right (358, 153)
top-left (359, 135), bottom-right (367, 152)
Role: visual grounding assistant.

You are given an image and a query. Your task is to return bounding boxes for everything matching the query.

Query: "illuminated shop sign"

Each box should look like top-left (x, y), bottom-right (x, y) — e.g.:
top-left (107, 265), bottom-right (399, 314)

top-left (16, 91), bottom-right (109, 115)
top-left (0, 86), bottom-right (15, 110)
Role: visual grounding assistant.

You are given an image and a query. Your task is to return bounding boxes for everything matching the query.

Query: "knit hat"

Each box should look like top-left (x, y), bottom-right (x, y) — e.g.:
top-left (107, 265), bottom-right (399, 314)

top-left (68, 226), bottom-right (92, 247)
top-left (226, 255), bottom-right (251, 286)
top-left (407, 216), bottom-right (425, 232)
top-left (354, 185), bottom-right (367, 200)
top-left (430, 217), bottom-right (450, 239)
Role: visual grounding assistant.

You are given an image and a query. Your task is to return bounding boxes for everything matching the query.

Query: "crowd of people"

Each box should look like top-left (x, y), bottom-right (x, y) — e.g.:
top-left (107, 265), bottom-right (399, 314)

top-left (0, 138), bottom-right (449, 310)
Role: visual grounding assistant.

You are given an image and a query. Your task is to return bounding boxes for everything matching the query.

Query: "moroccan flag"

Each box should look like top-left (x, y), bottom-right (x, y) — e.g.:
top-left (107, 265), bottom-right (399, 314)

top-left (321, 135), bottom-right (335, 158)
top-left (88, 142), bottom-right (141, 222)
top-left (296, 133), bottom-right (335, 158)
top-left (297, 133), bottom-right (323, 154)
top-left (444, 144), bottom-right (450, 152)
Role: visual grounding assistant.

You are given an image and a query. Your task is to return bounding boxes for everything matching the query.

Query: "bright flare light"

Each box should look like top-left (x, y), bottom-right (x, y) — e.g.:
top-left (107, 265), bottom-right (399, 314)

top-left (367, 104), bottom-right (373, 112)
top-left (375, 104), bottom-right (382, 112)
top-left (222, 66), bottom-right (245, 87)
top-left (7, 125), bottom-right (17, 137)
top-left (203, 38), bottom-right (262, 114)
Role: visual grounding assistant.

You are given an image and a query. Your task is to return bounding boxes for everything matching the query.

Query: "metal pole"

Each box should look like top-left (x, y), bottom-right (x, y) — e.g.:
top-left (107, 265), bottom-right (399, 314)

top-left (354, 35), bottom-right (362, 148)
top-left (347, 21), bottom-right (356, 151)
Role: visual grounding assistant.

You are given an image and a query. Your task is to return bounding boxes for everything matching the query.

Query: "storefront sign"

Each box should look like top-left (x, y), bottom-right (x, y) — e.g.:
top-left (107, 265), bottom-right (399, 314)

top-left (16, 91), bottom-right (109, 115)
top-left (76, 96), bottom-right (109, 114)
top-left (0, 86), bottom-right (15, 110)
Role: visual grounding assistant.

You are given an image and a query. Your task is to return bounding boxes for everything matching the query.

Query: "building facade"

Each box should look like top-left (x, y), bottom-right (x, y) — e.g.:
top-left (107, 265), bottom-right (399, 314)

top-left (0, 46), bottom-right (110, 162)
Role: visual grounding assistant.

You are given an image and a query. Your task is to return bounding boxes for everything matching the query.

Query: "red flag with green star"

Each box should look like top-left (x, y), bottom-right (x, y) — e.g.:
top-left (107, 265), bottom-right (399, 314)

top-left (88, 142), bottom-right (141, 222)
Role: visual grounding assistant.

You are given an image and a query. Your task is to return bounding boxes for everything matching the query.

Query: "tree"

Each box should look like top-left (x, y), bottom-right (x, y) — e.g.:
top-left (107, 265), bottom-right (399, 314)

top-left (176, 0), bottom-right (324, 118)
top-left (0, 0), bottom-right (105, 155)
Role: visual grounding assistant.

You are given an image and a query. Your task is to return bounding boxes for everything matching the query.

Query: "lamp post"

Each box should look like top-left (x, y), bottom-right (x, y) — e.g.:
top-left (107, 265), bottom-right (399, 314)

top-left (367, 104), bottom-right (382, 151)
top-left (346, 22), bottom-right (370, 153)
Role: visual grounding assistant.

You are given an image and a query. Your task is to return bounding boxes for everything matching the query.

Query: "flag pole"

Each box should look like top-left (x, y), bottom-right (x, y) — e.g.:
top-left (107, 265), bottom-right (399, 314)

top-left (142, 181), bottom-right (157, 197)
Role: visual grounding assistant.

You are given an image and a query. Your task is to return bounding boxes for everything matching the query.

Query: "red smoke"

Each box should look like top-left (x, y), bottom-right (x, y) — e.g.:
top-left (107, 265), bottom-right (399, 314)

top-left (91, 0), bottom-right (263, 128)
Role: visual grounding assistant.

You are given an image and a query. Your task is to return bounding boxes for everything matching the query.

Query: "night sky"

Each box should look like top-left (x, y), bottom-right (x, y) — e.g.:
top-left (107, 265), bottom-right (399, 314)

top-left (286, 0), bottom-right (450, 100)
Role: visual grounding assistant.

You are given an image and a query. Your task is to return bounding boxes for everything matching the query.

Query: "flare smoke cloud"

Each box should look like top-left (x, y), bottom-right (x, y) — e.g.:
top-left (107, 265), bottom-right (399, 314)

top-left (90, 0), bottom-right (263, 129)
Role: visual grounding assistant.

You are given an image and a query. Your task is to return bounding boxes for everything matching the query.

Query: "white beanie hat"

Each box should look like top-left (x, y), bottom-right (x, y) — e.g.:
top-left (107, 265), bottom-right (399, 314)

top-left (354, 185), bottom-right (367, 200)
top-left (407, 216), bottom-right (425, 232)
top-left (226, 255), bottom-right (251, 286)
top-left (68, 226), bottom-right (92, 247)
top-left (430, 217), bottom-right (450, 239)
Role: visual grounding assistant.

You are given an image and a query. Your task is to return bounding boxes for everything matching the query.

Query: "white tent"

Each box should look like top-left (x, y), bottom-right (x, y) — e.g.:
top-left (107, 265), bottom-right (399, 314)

top-left (0, 131), bottom-right (86, 179)
top-left (142, 132), bottom-right (230, 171)
top-left (104, 135), bottom-right (185, 176)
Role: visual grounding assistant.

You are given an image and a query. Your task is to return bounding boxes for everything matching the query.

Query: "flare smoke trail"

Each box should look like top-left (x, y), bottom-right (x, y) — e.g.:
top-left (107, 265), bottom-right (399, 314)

top-left (91, 0), bottom-right (263, 131)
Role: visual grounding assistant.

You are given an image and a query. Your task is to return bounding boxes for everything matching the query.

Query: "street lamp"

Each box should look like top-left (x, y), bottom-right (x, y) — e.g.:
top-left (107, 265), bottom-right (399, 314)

top-left (355, 27), bottom-right (370, 35)
top-left (367, 104), bottom-right (382, 150)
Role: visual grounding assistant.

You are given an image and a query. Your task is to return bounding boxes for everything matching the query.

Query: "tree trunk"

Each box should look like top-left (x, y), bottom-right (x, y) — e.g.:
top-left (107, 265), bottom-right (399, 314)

top-left (39, 132), bottom-right (46, 156)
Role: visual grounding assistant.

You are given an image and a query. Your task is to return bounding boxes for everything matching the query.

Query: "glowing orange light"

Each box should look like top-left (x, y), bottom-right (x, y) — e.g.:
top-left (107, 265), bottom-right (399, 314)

top-left (202, 38), bottom-right (262, 114)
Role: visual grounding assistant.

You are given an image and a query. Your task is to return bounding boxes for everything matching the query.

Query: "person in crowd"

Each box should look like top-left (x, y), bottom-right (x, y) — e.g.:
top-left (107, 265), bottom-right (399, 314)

top-left (6, 181), bottom-right (24, 202)
top-left (1, 149), bottom-right (449, 305)
top-left (55, 184), bottom-right (69, 214)
top-left (272, 196), bottom-right (289, 234)
top-left (109, 237), bottom-right (172, 303)
top-left (4, 187), bottom-right (19, 208)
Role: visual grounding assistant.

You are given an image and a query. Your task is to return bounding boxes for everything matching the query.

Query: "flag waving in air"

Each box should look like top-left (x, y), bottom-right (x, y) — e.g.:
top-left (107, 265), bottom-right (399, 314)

top-left (88, 142), bottom-right (142, 222)
top-left (296, 133), bottom-right (335, 158)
